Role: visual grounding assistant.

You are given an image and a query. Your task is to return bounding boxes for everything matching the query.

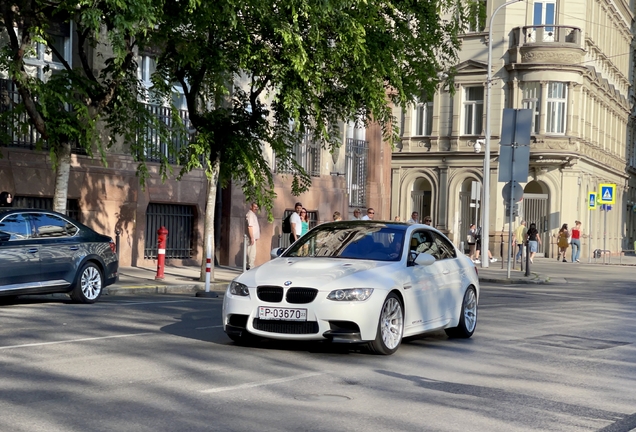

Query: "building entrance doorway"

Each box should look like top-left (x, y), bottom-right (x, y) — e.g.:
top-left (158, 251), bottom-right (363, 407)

top-left (522, 193), bottom-right (549, 257)
top-left (411, 177), bottom-right (433, 224)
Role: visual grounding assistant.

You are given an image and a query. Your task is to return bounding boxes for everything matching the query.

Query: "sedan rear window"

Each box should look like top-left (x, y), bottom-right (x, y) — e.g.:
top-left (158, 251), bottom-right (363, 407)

top-left (283, 223), bottom-right (405, 261)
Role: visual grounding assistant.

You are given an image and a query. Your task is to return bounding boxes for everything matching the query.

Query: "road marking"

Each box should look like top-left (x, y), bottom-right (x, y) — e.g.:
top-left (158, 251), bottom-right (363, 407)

top-left (200, 372), bottom-right (323, 394)
top-left (195, 325), bottom-right (223, 330)
top-left (0, 332), bottom-right (152, 351)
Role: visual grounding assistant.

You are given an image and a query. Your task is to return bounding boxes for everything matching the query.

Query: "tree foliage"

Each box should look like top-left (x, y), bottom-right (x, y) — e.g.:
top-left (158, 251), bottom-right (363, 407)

top-left (0, 0), bottom-right (175, 210)
top-left (150, 0), bottom-right (465, 219)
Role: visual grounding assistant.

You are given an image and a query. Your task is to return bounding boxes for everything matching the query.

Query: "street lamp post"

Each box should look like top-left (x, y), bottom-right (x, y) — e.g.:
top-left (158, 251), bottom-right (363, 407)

top-left (481, 0), bottom-right (523, 268)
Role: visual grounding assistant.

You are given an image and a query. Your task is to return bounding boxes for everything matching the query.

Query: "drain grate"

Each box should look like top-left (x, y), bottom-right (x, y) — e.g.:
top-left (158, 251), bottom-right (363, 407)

top-left (524, 334), bottom-right (630, 350)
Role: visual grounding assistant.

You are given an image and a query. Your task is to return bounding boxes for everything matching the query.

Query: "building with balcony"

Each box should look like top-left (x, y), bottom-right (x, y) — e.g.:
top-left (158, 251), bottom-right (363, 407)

top-left (391, 0), bottom-right (635, 258)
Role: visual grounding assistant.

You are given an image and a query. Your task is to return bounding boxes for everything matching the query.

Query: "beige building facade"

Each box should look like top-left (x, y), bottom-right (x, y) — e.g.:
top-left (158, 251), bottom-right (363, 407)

top-left (392, 0), bottom-right (635, 259)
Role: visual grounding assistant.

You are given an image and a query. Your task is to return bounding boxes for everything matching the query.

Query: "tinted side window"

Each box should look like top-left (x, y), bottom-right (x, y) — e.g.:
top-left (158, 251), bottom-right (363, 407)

top-left (0, 214), bottom-right (32, 240)
top-left (29, 213), bottom-right (78, 238)
top-left (410, 231), bottom-right (434, 255)
top-left (431, 232), bottom-right (457, 260)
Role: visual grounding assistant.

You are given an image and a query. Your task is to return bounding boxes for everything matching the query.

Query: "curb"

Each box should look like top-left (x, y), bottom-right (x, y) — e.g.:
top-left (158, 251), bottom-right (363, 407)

top-left (104, 282), bottom-right (229, 296)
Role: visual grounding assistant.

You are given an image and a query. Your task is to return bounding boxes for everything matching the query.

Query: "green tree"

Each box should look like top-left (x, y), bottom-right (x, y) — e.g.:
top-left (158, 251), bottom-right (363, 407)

top-left (0, 0), bottom-right (172, 213)
top-left (151, 0), bottom-right (465, 279)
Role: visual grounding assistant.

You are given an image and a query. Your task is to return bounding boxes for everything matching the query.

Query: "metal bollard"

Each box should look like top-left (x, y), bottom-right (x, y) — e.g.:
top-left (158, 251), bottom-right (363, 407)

top-left (243, 234), bottom-right (248, 273)
top-left (115, 229), bottom-right (121, 256)
top-left (525, 243), bottom-right (530, 277)
top-left (155, 226), bottom-right (168, 280)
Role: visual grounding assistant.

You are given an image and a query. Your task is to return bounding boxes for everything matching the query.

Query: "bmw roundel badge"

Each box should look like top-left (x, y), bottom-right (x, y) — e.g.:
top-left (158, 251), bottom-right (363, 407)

top-left (284, 281), bottom-right (292, 286)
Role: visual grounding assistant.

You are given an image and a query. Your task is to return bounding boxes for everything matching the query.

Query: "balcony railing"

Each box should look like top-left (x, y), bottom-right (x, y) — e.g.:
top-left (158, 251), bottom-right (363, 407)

top-left (0, 78), bottom-right (85, 154)
top-left (139, 103), bottom-right (193, 164)
top-left (275, 134), bottom-right (321, 177)
top-left (511, 25), bottom-right (582, 48)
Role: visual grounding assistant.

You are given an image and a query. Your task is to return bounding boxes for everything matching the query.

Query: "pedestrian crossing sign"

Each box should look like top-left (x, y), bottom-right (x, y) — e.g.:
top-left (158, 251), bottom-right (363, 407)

top-left (598, 184), bottom-right (616, 204)
top-left (588, 192), bottom-right (596, 209)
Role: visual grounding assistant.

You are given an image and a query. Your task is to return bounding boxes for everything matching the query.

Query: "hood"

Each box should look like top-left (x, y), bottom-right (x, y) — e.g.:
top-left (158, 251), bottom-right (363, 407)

top-left (236, 257), bottom-right (397, 290)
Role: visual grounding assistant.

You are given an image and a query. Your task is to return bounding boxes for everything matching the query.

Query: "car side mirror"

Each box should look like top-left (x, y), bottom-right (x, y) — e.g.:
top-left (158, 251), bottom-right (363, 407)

top-left (270, 247), bottom-right (285, 259)
top-left (414, 252), bottom-right (436, 266)
top-left (0, 231), bottom-right (10, 242)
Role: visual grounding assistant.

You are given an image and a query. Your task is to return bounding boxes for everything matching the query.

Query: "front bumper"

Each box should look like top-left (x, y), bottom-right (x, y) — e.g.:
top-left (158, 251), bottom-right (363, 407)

top-left (222, 289), bottom-right (387, 342)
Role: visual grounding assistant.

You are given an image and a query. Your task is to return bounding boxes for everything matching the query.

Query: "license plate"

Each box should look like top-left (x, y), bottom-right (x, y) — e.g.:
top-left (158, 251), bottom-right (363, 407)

top-left (258, 306), bottom-right (307, 321)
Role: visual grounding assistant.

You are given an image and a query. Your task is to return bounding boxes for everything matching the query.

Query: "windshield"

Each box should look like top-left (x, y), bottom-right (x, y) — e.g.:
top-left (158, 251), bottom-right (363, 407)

top-left (283, 222), bottom-right (406, 261)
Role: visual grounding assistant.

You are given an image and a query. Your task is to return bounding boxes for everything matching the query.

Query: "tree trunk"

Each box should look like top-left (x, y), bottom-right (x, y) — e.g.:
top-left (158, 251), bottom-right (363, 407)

top-left (53, 142), bottom-right (72, 214)
top-left (200, 155), bottom-right (220, 281)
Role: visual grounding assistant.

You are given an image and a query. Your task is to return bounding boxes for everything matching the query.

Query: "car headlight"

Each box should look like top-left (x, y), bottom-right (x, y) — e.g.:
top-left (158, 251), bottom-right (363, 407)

top-left (327, 288), bottom-right (374, 302)
top-left (228, 281), bottom-right (250, 297)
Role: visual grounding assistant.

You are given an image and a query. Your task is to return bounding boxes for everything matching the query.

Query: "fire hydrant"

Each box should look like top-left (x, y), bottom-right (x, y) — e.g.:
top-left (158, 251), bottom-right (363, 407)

top-left (155, 226), bottom-right (168, 280)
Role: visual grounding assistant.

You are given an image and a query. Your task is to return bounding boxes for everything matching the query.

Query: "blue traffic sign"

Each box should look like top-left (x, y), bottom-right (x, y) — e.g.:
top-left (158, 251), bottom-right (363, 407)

top-left (588, 192), bottom-right (596, 210)
top-left (598, 183), bottom-right (616, 204)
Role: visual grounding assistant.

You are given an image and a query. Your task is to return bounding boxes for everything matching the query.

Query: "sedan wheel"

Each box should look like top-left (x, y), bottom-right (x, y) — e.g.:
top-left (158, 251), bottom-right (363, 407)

top-left (445, 287), bottom-right (477, 338)
top-left (70, 263), bottom-right (103, 304)
top-left (369, 293), bottom-right (403, 355)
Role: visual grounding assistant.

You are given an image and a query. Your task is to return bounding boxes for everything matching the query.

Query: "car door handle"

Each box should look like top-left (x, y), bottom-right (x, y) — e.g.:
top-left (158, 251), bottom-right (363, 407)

top-left (27, 248), bottom-right (38, 254)
top-left (69, 246), bottom-right (79, 251)
top-left (442, 269), bottom-right (450, 275)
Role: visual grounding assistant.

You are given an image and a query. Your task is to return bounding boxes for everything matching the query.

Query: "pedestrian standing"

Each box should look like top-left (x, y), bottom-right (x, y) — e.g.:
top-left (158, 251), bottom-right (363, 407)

top-left (514, 221), bottom-right (527, 262)
top-left (467, 224), bottom-right (477, 261)
top-left (557, 223), bottom-right (570, 262)
top-left (333, 211), bottom-right (342, 222)
top-left (423, 216), bottom-right (432, 226)
top-left (289, 202), bottom-right (303, 243)
top-left (570, 220), bottom-right (582, 263)
top-left (0, 191), bottom-right (13, 207)
top-left (526, 223), bottom-right (542, 263)
top-left (300, 208), bottom-right (309, 236)
top-left (245, 202), bottom-right (260, 270)
top-left (351, 209), bottom-right (361, 220)
top-left (406, 212), bottom-right (419, 225)
top-left (361, 208), bottom-right (375, 220)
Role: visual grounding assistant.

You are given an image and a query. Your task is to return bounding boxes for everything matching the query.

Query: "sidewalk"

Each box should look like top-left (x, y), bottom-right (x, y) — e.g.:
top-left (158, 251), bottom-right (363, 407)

top-left (104, 264), bottom-right (242, 296)
top-left (104, 254), bottom-right (636, 296)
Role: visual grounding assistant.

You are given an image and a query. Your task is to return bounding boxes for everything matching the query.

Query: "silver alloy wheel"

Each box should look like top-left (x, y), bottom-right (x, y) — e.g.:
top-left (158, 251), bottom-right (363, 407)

top-left (81, 266), bottom-right (102, 300)
top-left (463, 289), bottom-right (477, 332)
top-left (380, 297), bottom-right (403, 350)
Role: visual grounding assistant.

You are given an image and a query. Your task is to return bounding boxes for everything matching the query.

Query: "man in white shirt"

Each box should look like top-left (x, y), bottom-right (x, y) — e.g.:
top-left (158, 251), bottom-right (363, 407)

top-left (289, 202), bottom-right (303, 243)
top-left (406, 211), bottom-right (419, 225)
top-left (361, 208), bottom-right (375, 220)
top-left (245, 202), bottom-right (260, 270)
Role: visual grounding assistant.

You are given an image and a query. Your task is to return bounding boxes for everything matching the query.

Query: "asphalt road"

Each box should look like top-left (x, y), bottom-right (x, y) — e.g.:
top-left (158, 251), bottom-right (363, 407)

top-left (0, 273), bottom-right (635, 432)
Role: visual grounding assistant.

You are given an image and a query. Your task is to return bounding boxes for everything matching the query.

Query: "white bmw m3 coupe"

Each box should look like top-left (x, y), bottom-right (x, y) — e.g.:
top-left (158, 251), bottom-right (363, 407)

top-left (222, 221), bottom-right (479, 355)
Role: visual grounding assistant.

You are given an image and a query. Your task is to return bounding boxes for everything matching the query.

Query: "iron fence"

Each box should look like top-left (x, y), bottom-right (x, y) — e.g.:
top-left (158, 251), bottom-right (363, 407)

top-left (144, 203), bottom-right (195, 259)
top-left (13, 196), bottom-right (81, 221)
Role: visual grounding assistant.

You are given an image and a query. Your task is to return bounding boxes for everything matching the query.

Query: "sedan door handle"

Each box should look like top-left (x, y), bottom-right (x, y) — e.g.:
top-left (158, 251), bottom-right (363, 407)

top-left (69, 246), bottom-right (79, 251)
top-left (27, 248), bottom-right (38, 254)
top-left (442, 269), bottom-right (450, 275)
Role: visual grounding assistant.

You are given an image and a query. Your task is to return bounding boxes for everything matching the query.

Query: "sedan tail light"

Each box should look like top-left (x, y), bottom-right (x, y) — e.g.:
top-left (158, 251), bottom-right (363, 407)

top-left (109, 240), bottom-right (117, 254)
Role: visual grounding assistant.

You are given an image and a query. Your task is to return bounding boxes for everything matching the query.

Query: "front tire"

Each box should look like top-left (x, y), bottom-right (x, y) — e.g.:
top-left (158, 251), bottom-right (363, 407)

top-left (445, 287), bottom-right (477, 338)
top-left (368, 293), bottom-right (404, 355)
top-left (70, 262), bottom-right (103, 304)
